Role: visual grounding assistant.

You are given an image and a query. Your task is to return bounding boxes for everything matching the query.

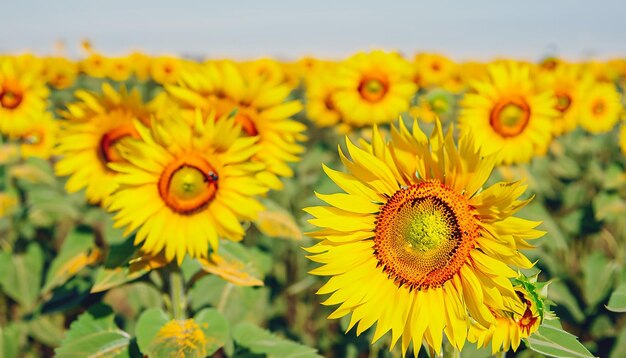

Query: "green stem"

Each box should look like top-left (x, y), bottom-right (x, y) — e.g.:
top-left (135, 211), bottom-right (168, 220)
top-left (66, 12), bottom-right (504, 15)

top-left (441, 339), bottom-right (459, 358)
top-left (169, 267), bottom-right (186, 320)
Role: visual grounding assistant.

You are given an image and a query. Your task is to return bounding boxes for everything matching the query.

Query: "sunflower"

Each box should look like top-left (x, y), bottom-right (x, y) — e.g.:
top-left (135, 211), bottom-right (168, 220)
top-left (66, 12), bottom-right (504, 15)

top-left (106, 57), bottom-right (133, 82)
top-left (166, 60), bottom-right (306, 190)
top-left (305, 120), bottom-right (543, 355)
top-left (537, 64), bottom-right (586, 135)
top-left (459, 62), bottom-right (557, 165)
top-left (42, 57), bottom-right (78, 90)
top-left (0, 58), bottom-right (50, 136)
top-left (408, 89), bottom-right (455, 123)
top-left (80, 53), bottom-right (108, 78)
top-left (578, 82), bottom-right (622, 134)
top-left (12, 112), bottom-right (59, 159)
top-left (55, 83), bottom-right (157, 204)
top-left (412, 53), bottom-right (456, 88)
top-left (106, 112), bottom-right (267, 264)
top-left (305, 72), bottom-right (342, 128)
top-left (150, 56), bottom-right (183, 85)
top-left (469, 283), bottom-right (544, 354)
top-left (333, 51), bottom-right (416, 127)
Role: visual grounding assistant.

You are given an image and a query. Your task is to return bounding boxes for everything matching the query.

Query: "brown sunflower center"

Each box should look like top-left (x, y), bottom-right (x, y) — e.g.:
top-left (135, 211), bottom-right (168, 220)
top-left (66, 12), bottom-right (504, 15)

top-left (490, 98), bottom-right (531, 137)
top-left (555, 92), bottom-right (572, 113)
top-left (516, 291), bottom-right (540, 335)
top-left (0, 81), bottom-right (24, 110)
top-left (324, 94), bottom-right (336, 111)
top-left (592, 100), bottom-right (605, 115)
top-left (374, 180), bottom-right (479, 291)
top-left (99, 125), bottom-right (140, 163)
top-left (158, 154), bottom-right (218, 215)
top-left (358, 75), bottom-right (389, 103)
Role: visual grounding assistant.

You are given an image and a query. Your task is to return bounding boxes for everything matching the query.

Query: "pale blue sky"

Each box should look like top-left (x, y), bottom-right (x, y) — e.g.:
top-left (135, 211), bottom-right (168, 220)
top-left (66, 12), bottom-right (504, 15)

top-left (1, 0), bottom-right (624, 61)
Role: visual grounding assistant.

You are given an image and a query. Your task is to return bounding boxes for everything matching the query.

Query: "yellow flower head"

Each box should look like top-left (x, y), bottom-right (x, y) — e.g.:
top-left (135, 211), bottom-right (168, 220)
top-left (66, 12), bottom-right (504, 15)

top-left (305, 120), bottom-right (543, 355)
top-left (167, 60), bottom-right (306, 190)
top-left (12, 111), bottom-right (59, 160)
top-left (155, 319), bottom-right (208, 358)
top-left (459, 62), bottom-right (557, 164)
top-left (55, 83), bottom-right (158, 204)
top-left (579, 82), bottom-right (622, 134)
top-left (412, 53), bottom-right (456, 88)
top-left (333, 51), bottom-right (416, 127)
top-left (537, 64), bottom-right (587, 135)
top-left (106, 112), bottom-right (267, 264)
top-left (42, 57), bottom-right (78, 90)
top-left (305, 70), bottom-right (342, 128)
top-left (150, 56), bottom-right (183, 85)
top-left (0, 58), bottom-right (50, 136)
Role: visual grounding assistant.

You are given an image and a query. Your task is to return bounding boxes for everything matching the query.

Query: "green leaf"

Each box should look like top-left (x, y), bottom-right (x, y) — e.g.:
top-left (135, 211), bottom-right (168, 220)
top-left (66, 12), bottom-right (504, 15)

top-left (548, 281), bottom-right (585, 323)
top-left (91, 266), bottom-right (150, 293)
top-left (27, 314), bottom-right (66, 347)
top-left (2, 244), bottom-right (44, 311)
top-left (42, 228), bottom-right (96, 294)
top-left (135, 308), bottom-right (228, 358)
top-left (233, 322), bottom-right (322, 358)
top-left (135, 308), bottom-right (169, 355)
top-left (55, 304), bottom-right (131, 358)
top-left (0, 324), bottom-right (21, 358)
top-left (525, 321), bottom-right (596, 358)
top-left (194, 308), bottom-right (229, 356)
top-left (607, 284), bottom-right (626, 312)
top-left (582, 252), bottom-right (615, 308)
top-left (611, 324), bottom-right (626, 358)
top-left (592, 192), bottom-right (626, 222)
top-left (521, 201), bottom-right (568, 250)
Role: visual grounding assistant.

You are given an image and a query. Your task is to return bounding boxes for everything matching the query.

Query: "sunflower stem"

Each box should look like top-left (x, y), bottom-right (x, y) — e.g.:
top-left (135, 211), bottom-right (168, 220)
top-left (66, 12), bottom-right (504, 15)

top-left (441, 339), bottom-right (459, 358)
top-left (168, 266), bottom-right (187, 320)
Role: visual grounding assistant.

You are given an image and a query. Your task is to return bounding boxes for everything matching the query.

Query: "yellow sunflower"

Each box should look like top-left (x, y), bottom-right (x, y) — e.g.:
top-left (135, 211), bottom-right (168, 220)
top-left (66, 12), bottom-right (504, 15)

top-left (0, 58), bottom-right (50, 136)
top-left (106, 113), bottom-right (267, 264)
top-left (305, 120), bottom-right (543, 355)
top-left (412, 53), bottom-right (456, 88)
top-left (12, 112), bottom-right (59, 159)
top-left (42, 57), bottom-right (78, 90)
top-left (578, 82), bottom-right (622, 134)
top-left (469, 285), bottom-right (543, 354)
top-left (166, 60), bottom-right (306, 190)
top-left (305, 72), bottom-right (342, 128)
top-left (537, 64), bottom-right (586, 135)
top-left (333, 51), bottom-right (416, 127)
top-left (150, 56), bottom-right (183, 85)
top-left (80, 53), bottom-right (108, 78)
top-left (459, 62), bottom-right (557, 164)
top-left (55, 83), bottom-right (157, 204)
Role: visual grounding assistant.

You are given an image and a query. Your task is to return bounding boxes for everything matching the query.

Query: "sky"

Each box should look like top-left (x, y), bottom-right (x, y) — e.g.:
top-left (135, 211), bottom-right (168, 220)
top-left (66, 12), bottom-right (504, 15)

top-left (0, 0), bottom-right (625, 61)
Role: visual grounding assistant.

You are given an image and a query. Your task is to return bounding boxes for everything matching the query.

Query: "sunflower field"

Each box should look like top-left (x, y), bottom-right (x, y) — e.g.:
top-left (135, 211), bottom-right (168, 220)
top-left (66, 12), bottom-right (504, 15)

top-left (0, 45), bottom-right (625, 358)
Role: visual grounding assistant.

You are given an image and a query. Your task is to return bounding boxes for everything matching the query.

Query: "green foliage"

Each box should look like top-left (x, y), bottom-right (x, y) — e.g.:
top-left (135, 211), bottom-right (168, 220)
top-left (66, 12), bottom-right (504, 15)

top-left (607, 284), bottom-right (626, 312)
top-left (55, 304), bottom-right (131, 358)
top-left (526, 320), bottom-right (596, 358)
top-left (233, 322), bottom-right (322, 358)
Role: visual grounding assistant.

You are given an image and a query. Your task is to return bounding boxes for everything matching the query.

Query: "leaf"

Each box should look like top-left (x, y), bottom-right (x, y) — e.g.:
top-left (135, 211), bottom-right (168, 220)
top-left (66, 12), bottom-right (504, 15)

top-left (593, 192), bottom-right (626, 221)
top-left (525, 321), bottom-right (596, 358)
top-left (520, 201), bottom-right (568, 250)
top-left (42, 228), bottom-right (98, 294)
top-left (103, 282), bottom-right (163, 321)
top-left (254, 199), bottom-right (303, 240)
top-left (548, 281), bottom-right (585, 323)
top-left (2, 244), bottom-right (44, 311)
top-left (136, 308), bottom-right (229, 358)
top-left (194, 308), bottom-right (229, 356)
top-left (582, 251), bottom-right (615, 308)
top-left (611, 324), bottom-right (626, 358)
top-left (55, 304), bottom-right (131, 358)
top-left (607, 284), bottom-right (626, 312)
top-left (0, 324), bottom-right (20, 358)
top-left (233, 322), bottom-right (322, 358)
top-left (27, 314), bottom-right (66, 347)
top-left (135, 308), bottom-right (169, 354)
top-left (91, 266), bottom-right (150, 293)
top-left (198, 254), bottom-right (264, 287)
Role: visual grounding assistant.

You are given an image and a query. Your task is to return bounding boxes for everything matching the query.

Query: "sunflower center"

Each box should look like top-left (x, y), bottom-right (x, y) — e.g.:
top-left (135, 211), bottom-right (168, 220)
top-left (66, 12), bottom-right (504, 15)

top-left (592, 100), bottom-right (605, 115)
top-left (158, 154), bottom-right (218, 215)
top-left (374, 180), bottom-right (479, 291)
top-left (490, 98), bottom-right (531, 137)
top-left (555, 92), bottom-right (572, 113)
top-left (358, 76), bottom-right (389, 102)
top-left (324, 94), bottom-right (336, 111)
top-left (0, 82), bottom-right (24, 110)
top-left (99, 125), bottom-right (140, 164)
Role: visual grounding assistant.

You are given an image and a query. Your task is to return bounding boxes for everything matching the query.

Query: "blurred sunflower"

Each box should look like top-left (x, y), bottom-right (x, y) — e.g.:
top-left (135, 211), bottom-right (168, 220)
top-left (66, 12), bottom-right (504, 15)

top-left (537, 64), bottom-right (586, 135)
top-left (106, 113), bottom-right (267, 264)
top-left (408, 89), bottom-right (455, 123)
top-left (333, 51), bottom-right (416, 127)
top-left (240, 58), bottom-right (288, 87)
top-left (412, 53), bottom-right (455, 88)
top-left (167, 60), bottom-right (306, 190)
top-left (150, 56), bottom-right (183, 85)
top-left (459, 62), bottom-right (557, 164)
top-left (305, 120), bottom-right (542, 355)
top-left (12, 112), bottom-right (59, 159)
top-left (106, 57), bottom-right (133, 82)
top-left (578, 82), bottom-right (622, 134)
top-left (469, 284), bottom-right (544, 354)
top-left (41, 57), bottom-right (78, 90)
top-left (305, 72), bottom-right (342, 128)
top-left (80, 53), bottom-right (108, 78)
top-left (55, 83), bottom-right (156, 204)
top-left (0, 58), bottom-right (50, 136)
